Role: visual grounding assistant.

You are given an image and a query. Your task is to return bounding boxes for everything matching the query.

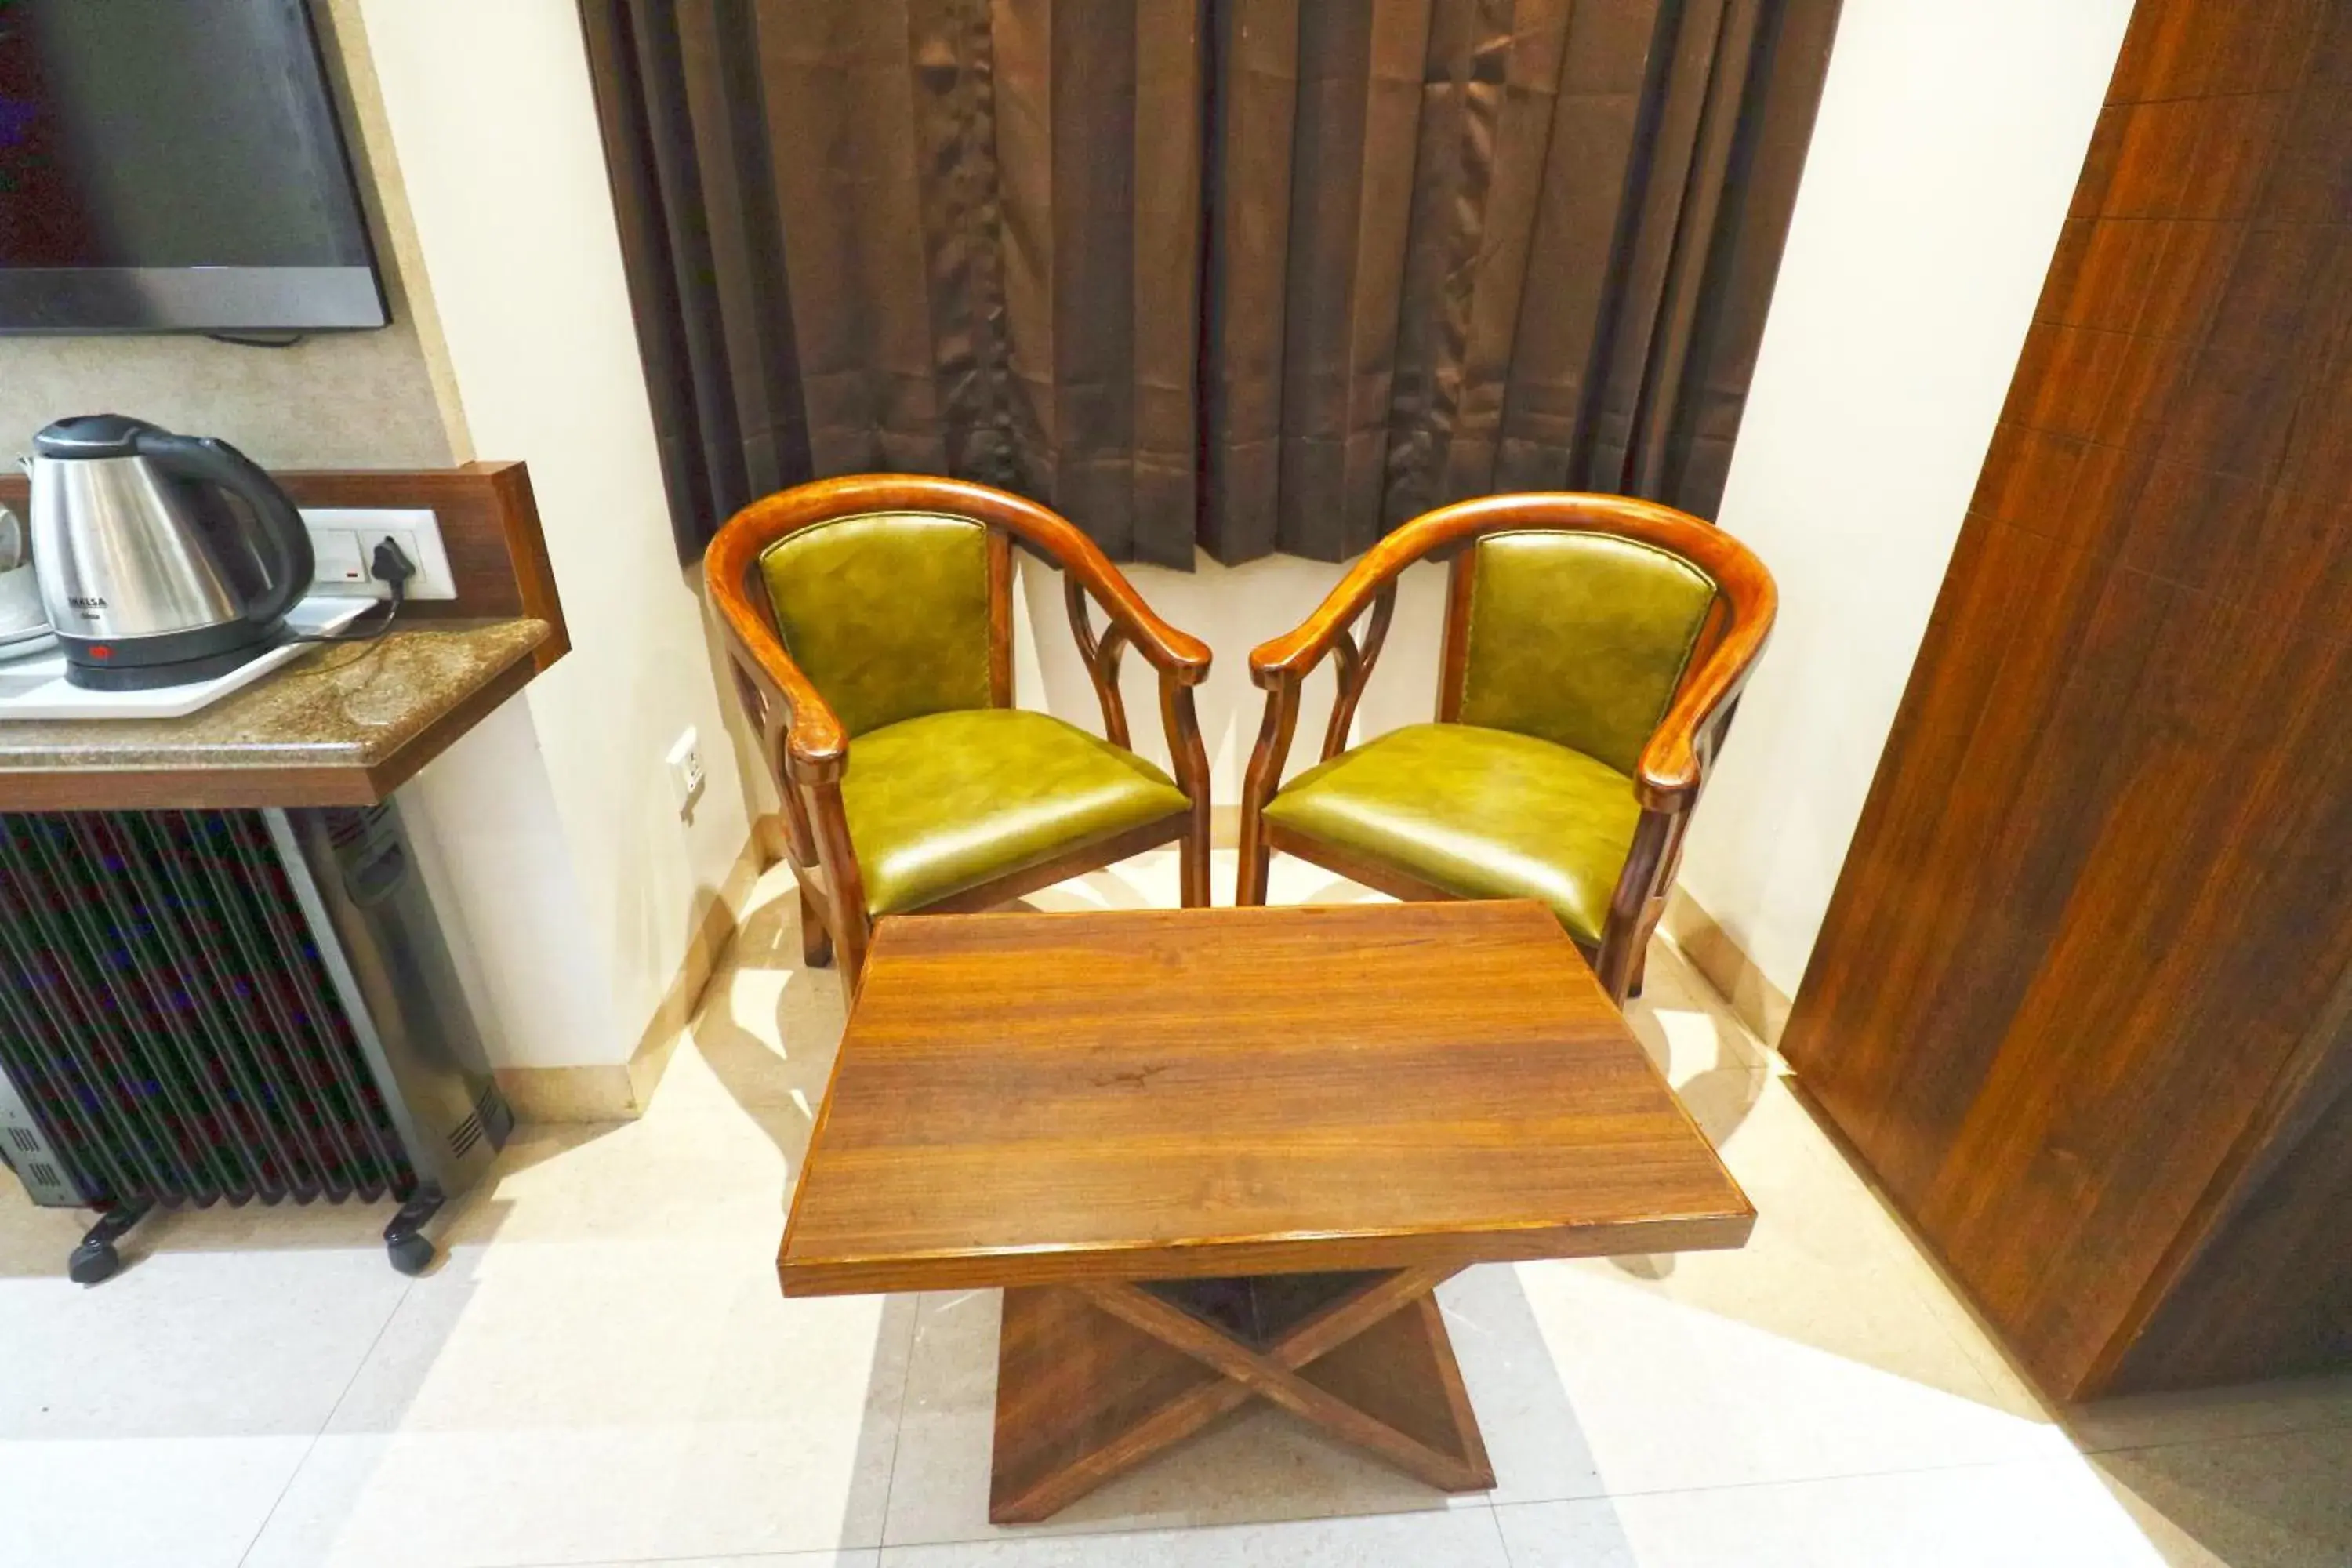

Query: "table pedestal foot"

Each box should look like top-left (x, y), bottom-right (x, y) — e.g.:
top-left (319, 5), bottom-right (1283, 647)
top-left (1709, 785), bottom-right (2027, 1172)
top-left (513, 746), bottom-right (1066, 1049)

top-left (989, 1266), bottom-right (1492, 1523)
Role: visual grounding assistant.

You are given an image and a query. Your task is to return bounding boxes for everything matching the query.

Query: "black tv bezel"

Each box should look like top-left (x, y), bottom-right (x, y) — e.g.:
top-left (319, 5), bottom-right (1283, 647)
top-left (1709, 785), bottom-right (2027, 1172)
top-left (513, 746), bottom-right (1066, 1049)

top-left (0, 0), bottom-right (392, 336)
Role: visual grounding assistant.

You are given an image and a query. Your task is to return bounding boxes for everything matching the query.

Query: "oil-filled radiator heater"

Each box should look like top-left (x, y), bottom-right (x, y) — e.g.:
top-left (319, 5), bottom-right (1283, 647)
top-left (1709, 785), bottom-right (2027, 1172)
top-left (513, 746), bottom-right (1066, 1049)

top-left (0, 803), bottom-right (508, 1282)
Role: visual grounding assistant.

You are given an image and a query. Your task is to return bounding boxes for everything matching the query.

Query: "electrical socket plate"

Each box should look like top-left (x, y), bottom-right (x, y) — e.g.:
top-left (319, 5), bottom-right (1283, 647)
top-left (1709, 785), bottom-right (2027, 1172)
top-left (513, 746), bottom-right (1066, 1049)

top-left (299, 507), bottom-right (457, 600)
top-left (666, 727), bottom-right (707, 818)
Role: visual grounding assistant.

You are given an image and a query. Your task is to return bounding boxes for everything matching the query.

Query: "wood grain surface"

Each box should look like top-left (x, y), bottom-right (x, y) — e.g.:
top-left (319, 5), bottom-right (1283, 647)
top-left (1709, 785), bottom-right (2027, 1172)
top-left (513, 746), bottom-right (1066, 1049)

top-left (988, 1265), bottom-right (1486, 1522)
top-left (1781, 0), bottom-right (2352, 1398)
top-left (778, 901), bottom-right (1754, 1296)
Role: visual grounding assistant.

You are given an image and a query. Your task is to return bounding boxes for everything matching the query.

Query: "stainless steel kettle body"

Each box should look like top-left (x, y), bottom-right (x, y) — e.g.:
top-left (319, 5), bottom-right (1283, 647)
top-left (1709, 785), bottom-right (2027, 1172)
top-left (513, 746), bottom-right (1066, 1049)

top-left (29, 415), bottom-right (314, 690)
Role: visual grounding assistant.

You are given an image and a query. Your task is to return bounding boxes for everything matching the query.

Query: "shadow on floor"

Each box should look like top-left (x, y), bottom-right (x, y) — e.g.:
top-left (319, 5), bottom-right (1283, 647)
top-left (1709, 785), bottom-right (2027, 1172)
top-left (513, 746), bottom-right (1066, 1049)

top-left (2090, 1425), bottom-right (2352, 1567)
top-left (689, 881), bottom-right (848, 1182)
top-left (828, 1263), bottom-right (1645, 1553)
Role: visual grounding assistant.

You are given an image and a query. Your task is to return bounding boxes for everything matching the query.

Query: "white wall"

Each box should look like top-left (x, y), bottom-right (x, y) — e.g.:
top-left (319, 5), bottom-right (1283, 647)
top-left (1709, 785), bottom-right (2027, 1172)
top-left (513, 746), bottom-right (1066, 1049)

top-left (358, 0), bottom-right (753, 1065)
top-left (1672, 0), bottom-right (2132, 998)
top-left (401, 701), bottom-right (617, 1071)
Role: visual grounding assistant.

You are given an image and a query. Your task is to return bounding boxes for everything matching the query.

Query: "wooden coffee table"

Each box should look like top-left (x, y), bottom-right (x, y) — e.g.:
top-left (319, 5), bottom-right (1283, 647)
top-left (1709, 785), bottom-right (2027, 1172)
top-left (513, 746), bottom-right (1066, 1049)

top-left (778, 901), bottom-right (1753, 1522)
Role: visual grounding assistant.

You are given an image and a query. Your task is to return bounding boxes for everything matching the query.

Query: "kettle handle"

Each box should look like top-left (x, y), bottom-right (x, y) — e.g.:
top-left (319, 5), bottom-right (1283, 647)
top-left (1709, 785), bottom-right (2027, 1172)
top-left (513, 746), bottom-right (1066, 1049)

top-left (133, 432), bottom-right (315, 626)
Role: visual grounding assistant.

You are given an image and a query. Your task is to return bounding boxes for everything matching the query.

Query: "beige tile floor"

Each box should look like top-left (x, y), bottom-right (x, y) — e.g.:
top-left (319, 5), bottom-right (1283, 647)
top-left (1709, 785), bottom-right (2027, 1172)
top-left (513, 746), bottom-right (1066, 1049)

top-left (2, 849), bottom-right (2347, 1567)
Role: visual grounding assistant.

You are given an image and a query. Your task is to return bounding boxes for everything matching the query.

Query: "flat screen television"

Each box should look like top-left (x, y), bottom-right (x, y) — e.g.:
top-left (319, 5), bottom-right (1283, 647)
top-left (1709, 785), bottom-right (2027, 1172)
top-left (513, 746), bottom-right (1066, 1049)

top-left (0, 0), bottom-right (387, 334)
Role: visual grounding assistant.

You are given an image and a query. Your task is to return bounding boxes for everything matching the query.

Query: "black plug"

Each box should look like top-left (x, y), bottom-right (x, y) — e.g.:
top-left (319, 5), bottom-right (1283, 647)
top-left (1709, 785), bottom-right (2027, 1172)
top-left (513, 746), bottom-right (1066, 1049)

top-left (368, 537), bottom-right (418, 594)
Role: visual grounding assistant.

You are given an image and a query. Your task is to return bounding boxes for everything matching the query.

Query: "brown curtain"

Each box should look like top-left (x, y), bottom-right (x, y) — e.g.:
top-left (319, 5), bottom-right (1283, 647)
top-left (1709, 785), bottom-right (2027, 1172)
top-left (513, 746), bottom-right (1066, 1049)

top-left (582, 0), bottom-right (1836, 566)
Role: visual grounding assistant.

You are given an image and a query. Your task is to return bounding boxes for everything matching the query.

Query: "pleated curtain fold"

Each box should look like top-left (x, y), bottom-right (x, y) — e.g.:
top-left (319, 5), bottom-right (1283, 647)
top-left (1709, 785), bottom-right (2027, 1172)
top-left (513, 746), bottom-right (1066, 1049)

top-left (581, 0), bottom-right (1837, 567)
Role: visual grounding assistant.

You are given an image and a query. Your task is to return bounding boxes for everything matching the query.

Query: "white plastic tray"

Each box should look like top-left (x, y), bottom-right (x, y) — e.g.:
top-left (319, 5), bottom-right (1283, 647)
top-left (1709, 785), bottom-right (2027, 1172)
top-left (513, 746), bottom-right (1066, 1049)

top-left (0, 597), bottom-right (372, 720)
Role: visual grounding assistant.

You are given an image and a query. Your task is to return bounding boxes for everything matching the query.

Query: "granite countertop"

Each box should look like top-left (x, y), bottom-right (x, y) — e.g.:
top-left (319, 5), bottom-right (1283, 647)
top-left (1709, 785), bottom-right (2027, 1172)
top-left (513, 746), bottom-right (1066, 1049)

top-left (0, 618), bottom-right (551, 808)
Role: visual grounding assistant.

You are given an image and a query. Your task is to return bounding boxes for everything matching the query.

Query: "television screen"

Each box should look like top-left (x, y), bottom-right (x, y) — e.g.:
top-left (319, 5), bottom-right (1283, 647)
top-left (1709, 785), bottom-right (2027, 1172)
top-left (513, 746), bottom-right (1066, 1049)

top-left (0, 0), bottom-right (387, 333)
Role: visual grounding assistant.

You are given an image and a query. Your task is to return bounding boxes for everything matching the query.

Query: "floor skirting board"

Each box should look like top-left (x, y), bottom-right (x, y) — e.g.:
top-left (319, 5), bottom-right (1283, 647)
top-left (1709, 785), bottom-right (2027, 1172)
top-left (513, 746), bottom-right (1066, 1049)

top-left (1659, 886), bottom-right (1793, 1050)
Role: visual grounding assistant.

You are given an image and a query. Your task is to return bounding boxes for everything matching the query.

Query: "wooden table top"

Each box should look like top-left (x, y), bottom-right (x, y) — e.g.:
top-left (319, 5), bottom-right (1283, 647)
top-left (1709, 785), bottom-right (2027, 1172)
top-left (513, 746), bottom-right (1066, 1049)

top-left (779, 901), bottom-right (1754, 1295)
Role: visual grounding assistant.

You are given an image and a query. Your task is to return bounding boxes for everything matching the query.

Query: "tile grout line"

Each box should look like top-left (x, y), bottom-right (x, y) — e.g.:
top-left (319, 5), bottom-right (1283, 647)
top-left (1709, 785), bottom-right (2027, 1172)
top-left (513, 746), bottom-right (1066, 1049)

top-left (496, 1545), bottom-right (871, 1568)
top-left (1485, 1447), bottom-right (2107, 1516)
top-left (876, 1506), bottom-right (1510, 1561)
top-left (233, 1269), bottom-right (416, 1568)
top-left (1478, 1497), bottom-right (1520, 1566)
top-left (862, 1287), bottom-right (925, 1557)
top-left (2070, 1409), bottom-right (2352, 1460)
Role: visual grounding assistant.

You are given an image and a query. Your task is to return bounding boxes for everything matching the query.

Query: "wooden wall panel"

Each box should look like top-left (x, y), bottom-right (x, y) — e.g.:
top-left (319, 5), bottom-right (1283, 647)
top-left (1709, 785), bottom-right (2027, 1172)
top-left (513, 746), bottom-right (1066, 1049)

top-left (1781, 0), bottom-right (2352, 1399)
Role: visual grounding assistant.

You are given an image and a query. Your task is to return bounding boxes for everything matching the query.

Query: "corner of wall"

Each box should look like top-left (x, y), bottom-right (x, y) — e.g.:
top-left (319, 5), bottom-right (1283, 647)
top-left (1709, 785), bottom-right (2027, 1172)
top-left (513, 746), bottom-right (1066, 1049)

top-left (1660, 886), bottom-right (1795, 1049)
top-left (355, 0), bottom-right (757, 1083)
top-left (317, 0), bottom-right (474, 463)
top-left (493, 825), bottom-right (770, 1122)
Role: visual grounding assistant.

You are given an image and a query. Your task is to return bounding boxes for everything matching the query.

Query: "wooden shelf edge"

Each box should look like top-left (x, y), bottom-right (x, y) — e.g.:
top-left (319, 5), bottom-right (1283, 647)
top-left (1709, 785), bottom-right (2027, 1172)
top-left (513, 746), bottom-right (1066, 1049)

top-left (0, 634), bottom-right (554, 814)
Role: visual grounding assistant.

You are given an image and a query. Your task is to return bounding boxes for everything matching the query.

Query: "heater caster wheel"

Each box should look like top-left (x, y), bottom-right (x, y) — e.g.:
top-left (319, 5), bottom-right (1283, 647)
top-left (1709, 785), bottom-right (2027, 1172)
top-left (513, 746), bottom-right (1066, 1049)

top-left (383, 1189), bottom-right (445, 1277)
top-left (67, 1239), bottom-right (122, 1285)
top-left (68, 1202), bottom-right (151, 1286)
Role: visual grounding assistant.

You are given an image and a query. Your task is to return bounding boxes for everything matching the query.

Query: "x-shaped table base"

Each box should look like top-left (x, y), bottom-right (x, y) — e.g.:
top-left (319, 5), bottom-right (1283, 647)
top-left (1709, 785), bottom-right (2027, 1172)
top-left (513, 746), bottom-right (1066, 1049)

top-left (989, 1266), bottom-right (1494, 1523)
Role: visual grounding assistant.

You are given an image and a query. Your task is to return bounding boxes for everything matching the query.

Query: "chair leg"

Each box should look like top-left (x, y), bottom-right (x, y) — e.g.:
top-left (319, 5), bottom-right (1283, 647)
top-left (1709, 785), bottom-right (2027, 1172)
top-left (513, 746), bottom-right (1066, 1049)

top-left (1179, 816), bottom-right (1211, 909)
top-left (836, 906), bottom-right (872, 994)
top-left (1235, 816), bottom-right (1272, 907)
top-left (1627, 888), bottom-right (1676, 1002)
top-left (797, 879), bottom-right (833, 968)
top-left (1595, 899), bottom-right (1670, 1008)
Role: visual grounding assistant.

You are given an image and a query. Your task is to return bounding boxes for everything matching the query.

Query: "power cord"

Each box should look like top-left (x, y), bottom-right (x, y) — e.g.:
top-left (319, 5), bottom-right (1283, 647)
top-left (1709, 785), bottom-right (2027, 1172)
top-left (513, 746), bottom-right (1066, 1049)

top-left (287, 537), bottom-right (416, 644)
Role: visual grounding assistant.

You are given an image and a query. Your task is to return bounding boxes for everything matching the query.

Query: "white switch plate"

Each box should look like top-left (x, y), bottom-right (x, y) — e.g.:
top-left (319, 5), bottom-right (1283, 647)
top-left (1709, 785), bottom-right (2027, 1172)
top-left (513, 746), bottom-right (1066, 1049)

top-left (666, 727), bottom-right (707, 818)
top-left (299, 507), bottom-right (457, 601)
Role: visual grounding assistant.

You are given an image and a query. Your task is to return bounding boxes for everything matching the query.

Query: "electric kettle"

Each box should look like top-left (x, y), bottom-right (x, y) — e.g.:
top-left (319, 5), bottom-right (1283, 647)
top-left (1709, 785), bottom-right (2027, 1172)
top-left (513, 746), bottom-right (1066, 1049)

top-left (28, 415), bottom-right (315, 690)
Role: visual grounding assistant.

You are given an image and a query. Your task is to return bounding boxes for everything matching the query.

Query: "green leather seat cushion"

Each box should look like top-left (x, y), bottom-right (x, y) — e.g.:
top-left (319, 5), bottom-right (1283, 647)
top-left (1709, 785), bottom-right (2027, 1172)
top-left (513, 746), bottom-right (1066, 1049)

top-left (1262, 722), bottom-right (1639, 945)
top-left (843, 708), bottom-right (1190, 916)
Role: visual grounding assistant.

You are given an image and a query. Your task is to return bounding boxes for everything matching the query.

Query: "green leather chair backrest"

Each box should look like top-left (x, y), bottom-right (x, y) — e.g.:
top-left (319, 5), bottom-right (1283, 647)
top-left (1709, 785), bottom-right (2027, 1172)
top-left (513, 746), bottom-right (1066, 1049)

top-left (1455, 530), bottom-right (1718, 777)
top-left (759, 512), bottom-right (994, 738)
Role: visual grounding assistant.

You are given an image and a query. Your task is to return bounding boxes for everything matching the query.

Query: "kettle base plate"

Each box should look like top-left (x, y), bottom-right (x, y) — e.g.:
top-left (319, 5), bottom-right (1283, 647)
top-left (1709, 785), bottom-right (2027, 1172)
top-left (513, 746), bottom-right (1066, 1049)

top-left (64, 637), bottom-right (278, 692)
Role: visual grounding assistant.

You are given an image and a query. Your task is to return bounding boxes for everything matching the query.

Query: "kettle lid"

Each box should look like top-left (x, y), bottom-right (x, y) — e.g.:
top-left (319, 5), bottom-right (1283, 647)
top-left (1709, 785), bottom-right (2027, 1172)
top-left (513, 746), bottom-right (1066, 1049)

top-left (34, 414), bottom-right (163, 459)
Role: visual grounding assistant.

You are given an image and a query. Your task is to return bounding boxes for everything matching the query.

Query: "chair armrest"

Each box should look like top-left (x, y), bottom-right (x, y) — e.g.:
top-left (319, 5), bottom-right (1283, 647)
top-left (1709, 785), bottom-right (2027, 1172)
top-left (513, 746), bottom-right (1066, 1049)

top-left (1035, 524), bottom-right (1211, 686)
top-left (1247, 503), bottom-right (1490, 684)
top-left (1634, 597), bottom-right (1776, 812)
top-left (1250, 557), bottom-right (1416, 686)
top-left (726, 629), bottom-right (848, 779)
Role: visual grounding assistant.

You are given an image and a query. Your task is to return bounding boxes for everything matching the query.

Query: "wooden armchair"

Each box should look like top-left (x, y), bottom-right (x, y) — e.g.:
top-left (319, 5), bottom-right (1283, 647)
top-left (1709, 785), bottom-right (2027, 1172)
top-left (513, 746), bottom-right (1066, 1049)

top-left (708, 475), bottom-right (1211, 982)
top-left (1236, 493), bottom-right (1775, 1004)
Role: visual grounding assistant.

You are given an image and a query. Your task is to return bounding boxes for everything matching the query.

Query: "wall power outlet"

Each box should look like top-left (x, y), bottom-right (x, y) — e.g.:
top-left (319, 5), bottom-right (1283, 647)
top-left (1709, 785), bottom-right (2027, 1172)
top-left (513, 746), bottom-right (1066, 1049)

top-left (666, 727), bottom-right (707, 818)
top-left (300, 507), bottom-right (457, 600)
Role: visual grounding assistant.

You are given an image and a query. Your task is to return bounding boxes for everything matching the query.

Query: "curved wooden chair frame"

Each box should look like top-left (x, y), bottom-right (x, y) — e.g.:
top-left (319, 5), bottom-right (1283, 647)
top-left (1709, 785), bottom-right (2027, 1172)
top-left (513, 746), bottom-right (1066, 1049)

top-left (1236, 492), bottom-right (1777, 1004)
top-left (708, 474), bottom-right (1213, 982)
